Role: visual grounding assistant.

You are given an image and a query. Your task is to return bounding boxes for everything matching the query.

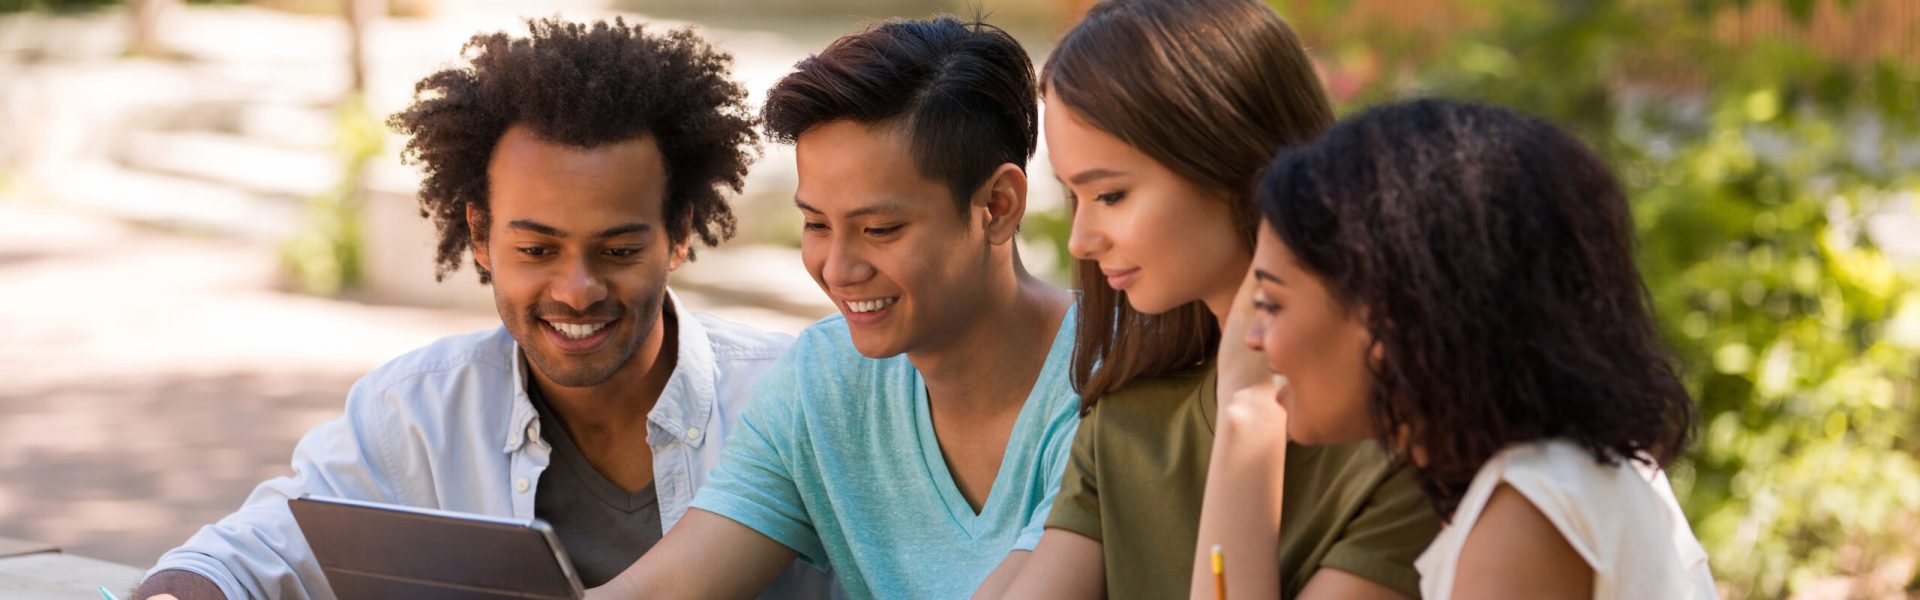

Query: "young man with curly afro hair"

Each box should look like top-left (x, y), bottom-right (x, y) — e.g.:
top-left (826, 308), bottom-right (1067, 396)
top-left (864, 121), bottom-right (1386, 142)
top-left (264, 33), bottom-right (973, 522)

top-left (134, 18), bottom-right (833, 600)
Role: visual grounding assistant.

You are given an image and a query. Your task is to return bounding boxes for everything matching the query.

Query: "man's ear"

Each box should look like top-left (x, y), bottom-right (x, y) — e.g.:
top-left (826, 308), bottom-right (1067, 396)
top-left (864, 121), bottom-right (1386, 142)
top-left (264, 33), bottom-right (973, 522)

top-left (667, 214), bottom-right (693, 271)
top-left (466, 204), bottom-right (492, 273)
top-left (667, 238), bottom-right (691, 271)
top-left (980, 163), bottom-right (1028, 246)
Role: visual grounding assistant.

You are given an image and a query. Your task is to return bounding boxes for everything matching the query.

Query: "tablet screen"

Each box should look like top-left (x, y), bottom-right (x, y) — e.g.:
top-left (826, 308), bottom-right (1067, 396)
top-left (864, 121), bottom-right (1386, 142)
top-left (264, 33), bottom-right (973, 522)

top-left (290, 495), bottom-right (585, 599)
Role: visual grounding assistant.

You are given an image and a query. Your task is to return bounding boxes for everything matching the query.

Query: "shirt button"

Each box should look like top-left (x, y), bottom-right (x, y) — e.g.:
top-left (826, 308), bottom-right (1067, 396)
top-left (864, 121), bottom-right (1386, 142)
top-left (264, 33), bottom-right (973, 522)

top-left (515, 478), bottom-right (530, 493)
top-left (686, 427), bottom-right (702, 440)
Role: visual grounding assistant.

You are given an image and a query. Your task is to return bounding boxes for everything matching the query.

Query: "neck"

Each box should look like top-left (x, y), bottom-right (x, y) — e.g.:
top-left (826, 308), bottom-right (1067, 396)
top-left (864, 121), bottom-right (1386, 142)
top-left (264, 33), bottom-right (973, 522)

top-left (909, 264), bottom-right (1071, 415)
top-left (528, 302), bottom-right (677, 435)
top-left (1202, 256), bottom-right (1253, 330)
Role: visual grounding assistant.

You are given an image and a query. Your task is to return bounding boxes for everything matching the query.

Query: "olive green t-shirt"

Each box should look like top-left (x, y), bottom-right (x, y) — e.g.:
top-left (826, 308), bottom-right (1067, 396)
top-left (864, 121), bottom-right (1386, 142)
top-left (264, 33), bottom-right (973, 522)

top-left (1045, 363), bottom-right (1441, 598)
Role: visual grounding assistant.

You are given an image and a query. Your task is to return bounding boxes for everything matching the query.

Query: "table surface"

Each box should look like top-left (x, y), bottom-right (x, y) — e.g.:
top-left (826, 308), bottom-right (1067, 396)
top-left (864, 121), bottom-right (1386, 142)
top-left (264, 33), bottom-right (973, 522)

top-left (0, 537), bottom-right (146, 600)
top-left (0, 537), bottom-right (61, 559)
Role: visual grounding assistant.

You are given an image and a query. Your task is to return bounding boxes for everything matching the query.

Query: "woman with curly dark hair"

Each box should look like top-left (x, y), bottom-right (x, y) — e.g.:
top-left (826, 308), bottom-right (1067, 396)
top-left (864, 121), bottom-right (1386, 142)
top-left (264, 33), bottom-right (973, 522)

top-left (1229, 98), bottom-right (1715, 598)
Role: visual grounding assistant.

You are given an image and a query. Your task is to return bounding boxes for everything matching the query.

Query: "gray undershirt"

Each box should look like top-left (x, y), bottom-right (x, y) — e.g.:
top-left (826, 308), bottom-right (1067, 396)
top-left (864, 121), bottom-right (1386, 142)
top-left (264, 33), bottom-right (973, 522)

top-left (528, 381), bottom-right (664, 588)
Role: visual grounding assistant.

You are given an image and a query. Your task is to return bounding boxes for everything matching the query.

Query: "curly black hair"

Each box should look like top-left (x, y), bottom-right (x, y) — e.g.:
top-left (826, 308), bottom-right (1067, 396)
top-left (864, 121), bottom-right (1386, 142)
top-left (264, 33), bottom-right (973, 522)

top-left (1257, 99), bottom-right (1696, 518)
top-left (389, 17), bottom-right (758, 283)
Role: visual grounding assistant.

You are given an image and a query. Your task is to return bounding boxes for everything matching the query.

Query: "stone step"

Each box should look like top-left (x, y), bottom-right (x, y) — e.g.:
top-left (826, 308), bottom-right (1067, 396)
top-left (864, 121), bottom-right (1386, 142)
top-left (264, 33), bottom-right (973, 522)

top-left (35, 161), bottom-right (301, 242)
top-left (112, 129), bottom-right (342, 200)
top-left (131, 99), bottom-right (340, 152)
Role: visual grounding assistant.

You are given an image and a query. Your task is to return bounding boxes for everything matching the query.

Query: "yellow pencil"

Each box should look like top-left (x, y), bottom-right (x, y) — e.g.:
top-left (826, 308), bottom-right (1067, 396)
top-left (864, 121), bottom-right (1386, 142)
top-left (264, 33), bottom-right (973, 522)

top-left (1211, 543), bottom-right (1226, 600)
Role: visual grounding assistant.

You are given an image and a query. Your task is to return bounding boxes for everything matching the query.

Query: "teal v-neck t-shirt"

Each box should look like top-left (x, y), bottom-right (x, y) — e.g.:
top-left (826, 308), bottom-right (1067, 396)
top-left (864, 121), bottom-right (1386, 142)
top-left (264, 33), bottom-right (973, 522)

top-left (690, 307), bottom-right (1081, 599)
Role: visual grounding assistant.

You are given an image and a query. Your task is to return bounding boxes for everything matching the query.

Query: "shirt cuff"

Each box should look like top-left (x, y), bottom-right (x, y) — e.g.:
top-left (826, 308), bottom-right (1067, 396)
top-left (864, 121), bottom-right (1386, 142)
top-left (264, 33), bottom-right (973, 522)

top-left (1041, 502), bottom-right (1103, 544)
top-left (146, 552), bottom-right (247, 600)
top-left (1319, 546), bottom-right (1422, 598)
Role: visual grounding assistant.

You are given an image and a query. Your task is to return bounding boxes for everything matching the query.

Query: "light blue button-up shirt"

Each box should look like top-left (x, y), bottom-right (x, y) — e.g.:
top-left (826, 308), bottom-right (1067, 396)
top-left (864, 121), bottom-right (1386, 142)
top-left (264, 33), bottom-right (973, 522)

top-left (146, 290), bottom-right (834, 599)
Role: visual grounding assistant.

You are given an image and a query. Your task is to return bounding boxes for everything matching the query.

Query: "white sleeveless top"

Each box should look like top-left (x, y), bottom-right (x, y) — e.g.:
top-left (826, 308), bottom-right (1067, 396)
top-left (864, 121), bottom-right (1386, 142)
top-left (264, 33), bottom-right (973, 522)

top-left (1414, 440), bottom-right (1717, 599)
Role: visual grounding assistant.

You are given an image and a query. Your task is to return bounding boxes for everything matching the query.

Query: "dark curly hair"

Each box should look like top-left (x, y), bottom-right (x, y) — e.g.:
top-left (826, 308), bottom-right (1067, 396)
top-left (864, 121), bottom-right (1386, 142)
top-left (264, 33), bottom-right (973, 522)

top-left (1257, 99), bottom-right (1696, 518)
top-left (760, 15), bottom-right (1036, 210)
top-left (389, 17), bottom-right (758, 283)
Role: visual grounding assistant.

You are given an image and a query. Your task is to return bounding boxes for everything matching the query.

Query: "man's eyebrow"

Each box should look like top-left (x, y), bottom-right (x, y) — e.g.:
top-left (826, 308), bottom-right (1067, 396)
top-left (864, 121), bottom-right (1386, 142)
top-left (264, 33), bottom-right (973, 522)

top-left (507, 220), bottom-right (566, 237)
top-left (1254, 268), bottom-right (1286, 285)
top-left (595, 223), bottom-right (651, 238)
top-left (1065, 168), bottom-right (1126, 186)
top-left (506, 221), bottom-right (651, 239)
top-left (846, 199), bottom-right (910, 219)
top-left (793, 197), bottom-right (911, 219)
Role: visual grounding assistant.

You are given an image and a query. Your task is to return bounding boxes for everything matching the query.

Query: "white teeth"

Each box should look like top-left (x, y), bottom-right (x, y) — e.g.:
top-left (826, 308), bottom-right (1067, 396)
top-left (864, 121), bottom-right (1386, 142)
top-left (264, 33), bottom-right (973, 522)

top-left (847, 297), bottom-right (897, 313)
top-left (547, 321), bottom-right (608, 339)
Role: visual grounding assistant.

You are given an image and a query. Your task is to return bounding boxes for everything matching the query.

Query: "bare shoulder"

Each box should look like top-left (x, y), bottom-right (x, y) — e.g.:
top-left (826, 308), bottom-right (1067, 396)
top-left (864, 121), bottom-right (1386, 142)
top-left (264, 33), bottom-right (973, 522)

top-left (1451, 484), bottom-right (1592, 600)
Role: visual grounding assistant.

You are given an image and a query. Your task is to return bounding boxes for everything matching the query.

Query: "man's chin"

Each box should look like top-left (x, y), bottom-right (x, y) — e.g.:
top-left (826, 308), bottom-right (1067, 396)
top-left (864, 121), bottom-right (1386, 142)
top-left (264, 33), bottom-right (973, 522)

top-left (526, 357), bottom-right (625, 388)
top-left (848, 328), bottom-right (910, 360)
top-left (521, 335), bottom-right (632, 388)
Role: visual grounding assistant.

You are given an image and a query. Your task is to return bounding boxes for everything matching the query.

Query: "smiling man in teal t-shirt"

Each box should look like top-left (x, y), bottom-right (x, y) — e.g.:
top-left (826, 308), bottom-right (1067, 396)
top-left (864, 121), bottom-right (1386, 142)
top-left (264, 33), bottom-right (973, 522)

top-left (591, 15), bottom-right (1080, 600)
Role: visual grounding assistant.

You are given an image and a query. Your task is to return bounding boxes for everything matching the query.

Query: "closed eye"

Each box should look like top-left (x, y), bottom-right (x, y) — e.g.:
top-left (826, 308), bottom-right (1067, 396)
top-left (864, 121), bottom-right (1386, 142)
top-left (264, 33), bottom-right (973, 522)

top-left (865, 225), bottom-right (903, 236)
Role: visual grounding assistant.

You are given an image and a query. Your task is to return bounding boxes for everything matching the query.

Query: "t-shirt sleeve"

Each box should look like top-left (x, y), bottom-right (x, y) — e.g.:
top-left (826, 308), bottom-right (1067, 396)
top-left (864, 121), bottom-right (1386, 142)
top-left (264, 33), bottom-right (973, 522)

top-left (1042, 403), bottom-right (1104, 541)
top-left (1496, 446), bottom-right (1714, 599)
top-left (690, 349), bottom-right (829, 567)
top-left (1318, 464), bottom-right (1441, 598)
top-left (1014, 397), bottom-right (1083, 551)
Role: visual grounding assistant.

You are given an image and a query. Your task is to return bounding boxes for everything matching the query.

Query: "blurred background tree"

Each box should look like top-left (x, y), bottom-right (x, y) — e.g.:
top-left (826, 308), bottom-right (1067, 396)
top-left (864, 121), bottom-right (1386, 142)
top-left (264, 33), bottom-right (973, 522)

top-left (1282, 0), bottom-right (1920, 597)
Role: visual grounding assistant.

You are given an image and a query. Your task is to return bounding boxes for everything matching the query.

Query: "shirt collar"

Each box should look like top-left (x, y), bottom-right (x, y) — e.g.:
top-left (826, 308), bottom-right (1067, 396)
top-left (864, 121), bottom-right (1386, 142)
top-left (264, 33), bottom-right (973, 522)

top-left (501, 287), bottom-right (718, 453)
top-left (649, 287), bottom-right (718, 448)
top-left (505, 334), bottom-right (539, 453)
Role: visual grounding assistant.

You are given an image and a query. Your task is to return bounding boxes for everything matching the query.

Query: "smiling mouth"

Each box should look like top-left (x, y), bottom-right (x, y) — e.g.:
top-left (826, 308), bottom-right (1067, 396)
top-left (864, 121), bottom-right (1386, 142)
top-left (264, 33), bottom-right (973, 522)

top-left (545, 319), bottom-right (610, 339)
top-left (846, 297), bottom-right (897, 313)
top-left (1102, 267), bottom-right (1140, 288)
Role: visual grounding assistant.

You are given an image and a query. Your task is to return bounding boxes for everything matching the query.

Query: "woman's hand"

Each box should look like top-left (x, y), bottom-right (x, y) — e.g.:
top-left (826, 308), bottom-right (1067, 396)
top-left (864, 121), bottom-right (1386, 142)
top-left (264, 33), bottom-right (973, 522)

top-left (1216, 269), bottom-right (1269, 411)
top-left (1191, 377), bottom-right (1290, 599)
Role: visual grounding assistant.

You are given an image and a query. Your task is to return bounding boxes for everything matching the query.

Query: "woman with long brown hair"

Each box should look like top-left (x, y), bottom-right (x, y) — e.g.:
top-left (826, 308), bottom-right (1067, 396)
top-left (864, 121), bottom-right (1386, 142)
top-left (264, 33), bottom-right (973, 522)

top-left (973, 1), bottom-right (1439, 598)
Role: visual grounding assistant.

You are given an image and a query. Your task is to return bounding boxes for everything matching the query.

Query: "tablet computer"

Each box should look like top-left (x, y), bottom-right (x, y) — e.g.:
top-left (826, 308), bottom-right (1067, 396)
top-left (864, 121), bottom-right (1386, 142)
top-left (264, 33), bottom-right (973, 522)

top-left (288, 495), bottom-right (585, 599)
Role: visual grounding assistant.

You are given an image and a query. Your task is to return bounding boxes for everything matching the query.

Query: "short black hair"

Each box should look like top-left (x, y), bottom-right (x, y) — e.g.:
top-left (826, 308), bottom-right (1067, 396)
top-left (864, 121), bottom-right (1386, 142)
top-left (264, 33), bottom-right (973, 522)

top-left (389, 17), bottom-right (758, 283)
top-left (761, 15), bottom-right (1037, 209)
top-left (1258, 99), bottom-right (1696, 518)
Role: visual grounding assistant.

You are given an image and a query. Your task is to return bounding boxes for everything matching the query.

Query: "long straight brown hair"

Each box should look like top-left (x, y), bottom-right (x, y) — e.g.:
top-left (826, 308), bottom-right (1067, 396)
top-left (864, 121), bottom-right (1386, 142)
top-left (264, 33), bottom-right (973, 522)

top-left (1045, 0), bottom-right (1336, 410)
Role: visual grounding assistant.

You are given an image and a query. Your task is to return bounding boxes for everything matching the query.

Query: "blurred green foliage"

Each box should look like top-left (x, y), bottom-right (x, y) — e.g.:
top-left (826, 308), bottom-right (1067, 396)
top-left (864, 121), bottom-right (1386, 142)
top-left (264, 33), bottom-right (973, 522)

top-left (1286, 0), bottom-right (1920, 596)
top-left (282, 94), bottom-right (381, 296)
